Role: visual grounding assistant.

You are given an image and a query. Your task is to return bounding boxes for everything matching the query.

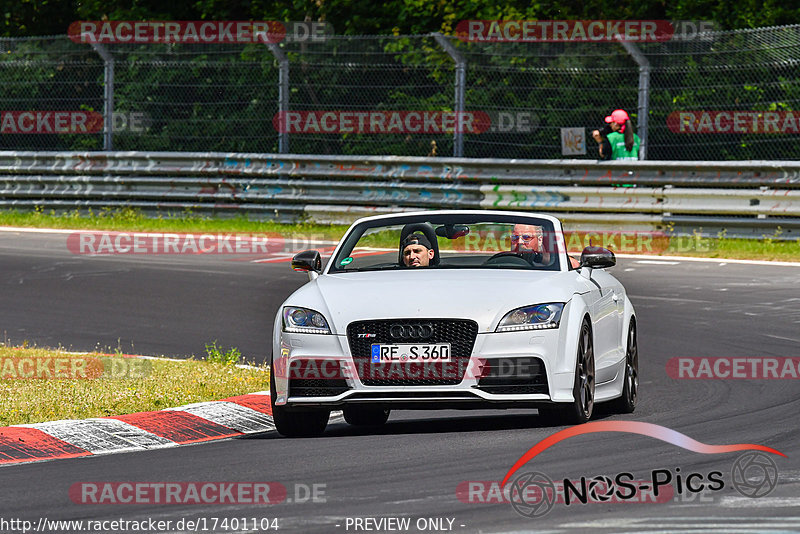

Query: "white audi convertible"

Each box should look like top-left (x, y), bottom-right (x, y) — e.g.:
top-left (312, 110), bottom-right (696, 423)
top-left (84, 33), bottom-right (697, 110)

top-left (271, 210), bottom-right (638, 437)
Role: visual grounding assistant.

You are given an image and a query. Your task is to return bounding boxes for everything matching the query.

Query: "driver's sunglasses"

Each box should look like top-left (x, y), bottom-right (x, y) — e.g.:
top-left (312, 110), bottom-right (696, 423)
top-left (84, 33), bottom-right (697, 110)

top-left (510, 234), bottom-right (537, 242)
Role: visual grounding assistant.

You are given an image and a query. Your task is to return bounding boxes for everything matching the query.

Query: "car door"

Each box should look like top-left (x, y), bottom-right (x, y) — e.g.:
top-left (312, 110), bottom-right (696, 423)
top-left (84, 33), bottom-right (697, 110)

top-left (582, 268), bottom-right (624, 383)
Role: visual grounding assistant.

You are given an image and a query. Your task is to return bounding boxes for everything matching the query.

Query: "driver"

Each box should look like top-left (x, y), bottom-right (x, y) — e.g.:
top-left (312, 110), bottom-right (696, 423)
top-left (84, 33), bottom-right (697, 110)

top-left (510, 224), bottom-right (550, 265)
top-left (401, 233), bottom-right (434, 267)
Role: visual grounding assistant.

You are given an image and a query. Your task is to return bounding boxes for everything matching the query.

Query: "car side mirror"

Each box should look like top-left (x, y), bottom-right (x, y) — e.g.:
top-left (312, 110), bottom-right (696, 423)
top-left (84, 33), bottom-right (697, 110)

top-left (292, 250), bottom-right (322, 275)
top-left (580, 246), bottom-right (616, 269)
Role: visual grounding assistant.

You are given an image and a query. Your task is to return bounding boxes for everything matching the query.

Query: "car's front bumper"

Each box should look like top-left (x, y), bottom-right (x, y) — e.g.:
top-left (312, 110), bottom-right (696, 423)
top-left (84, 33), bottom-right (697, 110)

top-left (272, 325), bottom-right (578, 409)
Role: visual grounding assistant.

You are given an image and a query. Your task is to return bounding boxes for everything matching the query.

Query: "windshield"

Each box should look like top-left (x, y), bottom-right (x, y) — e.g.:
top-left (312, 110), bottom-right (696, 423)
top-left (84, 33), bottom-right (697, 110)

top-left (328, 214), bottom-right (562, 273)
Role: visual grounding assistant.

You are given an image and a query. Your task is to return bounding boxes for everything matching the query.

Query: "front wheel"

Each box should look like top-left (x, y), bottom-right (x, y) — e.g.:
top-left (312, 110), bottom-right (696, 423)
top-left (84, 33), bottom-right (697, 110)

top-left (270, 361), bottom-right (330, 438)
top-left (539, 319), bottom-right (595, 425)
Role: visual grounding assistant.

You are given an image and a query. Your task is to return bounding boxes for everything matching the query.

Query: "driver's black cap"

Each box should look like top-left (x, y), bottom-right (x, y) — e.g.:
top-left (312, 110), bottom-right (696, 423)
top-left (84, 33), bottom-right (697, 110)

top-left (402, 233), bottom-right (432, 251)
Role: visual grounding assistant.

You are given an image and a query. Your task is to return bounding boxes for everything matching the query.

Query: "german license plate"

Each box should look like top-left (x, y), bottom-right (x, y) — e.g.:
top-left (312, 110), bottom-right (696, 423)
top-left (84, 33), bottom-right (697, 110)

top-left (370, 344), bottom-right (451, 363)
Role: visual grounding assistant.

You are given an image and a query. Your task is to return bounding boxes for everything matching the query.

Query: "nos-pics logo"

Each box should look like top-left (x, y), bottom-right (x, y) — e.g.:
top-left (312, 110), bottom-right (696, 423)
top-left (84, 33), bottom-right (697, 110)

top-left (502, 422), bottom-right (783, 519)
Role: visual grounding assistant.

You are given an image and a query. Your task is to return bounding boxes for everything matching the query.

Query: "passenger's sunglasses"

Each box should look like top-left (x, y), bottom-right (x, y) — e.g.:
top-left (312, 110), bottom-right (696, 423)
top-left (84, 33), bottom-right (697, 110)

top-left (510, 234), bottom-right (539, 242)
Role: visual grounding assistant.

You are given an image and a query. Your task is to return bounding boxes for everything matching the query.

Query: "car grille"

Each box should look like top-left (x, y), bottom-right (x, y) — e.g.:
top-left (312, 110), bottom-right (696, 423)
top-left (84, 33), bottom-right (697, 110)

top-left (476, 357), bottom-right (549, 395)
top-left (347, 319), bottom-right (478, 386)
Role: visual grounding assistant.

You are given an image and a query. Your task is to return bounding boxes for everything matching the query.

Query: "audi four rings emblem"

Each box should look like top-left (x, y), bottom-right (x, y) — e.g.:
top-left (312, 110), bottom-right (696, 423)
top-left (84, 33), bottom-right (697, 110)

top-left (389, 323), bottom-right (435, 340)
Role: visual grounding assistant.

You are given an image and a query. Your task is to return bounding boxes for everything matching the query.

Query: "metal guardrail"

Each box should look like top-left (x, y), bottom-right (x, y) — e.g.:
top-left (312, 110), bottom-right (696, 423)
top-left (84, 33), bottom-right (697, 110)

top-left (1, 151), bottom-right (799, 238)
top-left (2, 152), bottom-right (800, 186)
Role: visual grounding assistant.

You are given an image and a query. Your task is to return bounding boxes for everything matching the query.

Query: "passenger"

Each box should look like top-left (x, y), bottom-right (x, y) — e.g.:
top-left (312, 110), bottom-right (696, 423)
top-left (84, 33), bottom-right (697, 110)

top-left (510, 224), bottom-right (580, 268)
top-left (510, 224), bottom-right (550, 265)
top-left (401, 233), bottom-right (434, 267)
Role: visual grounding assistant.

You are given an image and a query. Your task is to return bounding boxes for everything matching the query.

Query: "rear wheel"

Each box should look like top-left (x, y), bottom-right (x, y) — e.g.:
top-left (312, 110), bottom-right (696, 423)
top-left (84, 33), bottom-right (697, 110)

top-left (539, 319), bottom-right (595, 425)
top-left (609, 319), bottom-right (638, 414)
top-left (343, 406), bottom-right (391, 427)
top-left (270, 360), bottom-right (330, 438)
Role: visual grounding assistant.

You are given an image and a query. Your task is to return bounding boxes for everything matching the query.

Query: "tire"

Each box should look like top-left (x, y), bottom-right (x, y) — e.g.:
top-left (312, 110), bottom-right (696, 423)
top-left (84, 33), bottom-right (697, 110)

top-left (538, 319), bottom-right (595, 425)
top-left (343, 406), bottom-right (390, 427)
top-left (608, 319), bottom-right (638, 414)
top-left (270, 360), bottom-right (330, 438)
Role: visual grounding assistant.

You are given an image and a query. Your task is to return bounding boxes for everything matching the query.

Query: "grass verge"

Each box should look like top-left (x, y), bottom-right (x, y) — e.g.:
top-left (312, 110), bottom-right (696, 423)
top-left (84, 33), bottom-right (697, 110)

top-left (658, 236), bottom-right (800, 262)
top-left (0, 207), bottom-right (349, 238)
top-left (0, 345), bottom-right (270, 427)
top-left (0, 208), bottom-right (797, 261)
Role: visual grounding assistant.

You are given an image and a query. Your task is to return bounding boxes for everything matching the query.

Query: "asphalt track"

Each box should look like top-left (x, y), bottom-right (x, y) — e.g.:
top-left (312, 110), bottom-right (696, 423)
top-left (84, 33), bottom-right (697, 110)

top-left (1, 229), bottom-right (799, 533)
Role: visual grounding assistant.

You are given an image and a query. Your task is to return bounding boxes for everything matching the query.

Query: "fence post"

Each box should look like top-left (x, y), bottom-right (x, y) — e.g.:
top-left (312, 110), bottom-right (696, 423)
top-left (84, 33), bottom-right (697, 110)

top-left (267, 43), bottom-right (290, 154)
top-left (90, 43), bottom-right (114, 151)
top-left (618, 40), bottom-right (650, 160)
top-left (432, 33), bottom-right (466, 158)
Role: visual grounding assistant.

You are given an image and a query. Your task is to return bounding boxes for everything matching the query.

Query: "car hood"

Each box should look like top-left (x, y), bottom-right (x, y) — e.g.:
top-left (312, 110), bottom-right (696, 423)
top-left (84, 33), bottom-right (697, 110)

top-left (285, 269), bottom-right (585, 333)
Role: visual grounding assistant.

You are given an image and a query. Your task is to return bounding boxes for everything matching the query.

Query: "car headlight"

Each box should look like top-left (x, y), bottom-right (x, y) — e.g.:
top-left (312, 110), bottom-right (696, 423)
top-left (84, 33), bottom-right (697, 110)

top-left (282, 306), bottom-right (331, 334)
top-left (496, 303), bottom-right (564, 332)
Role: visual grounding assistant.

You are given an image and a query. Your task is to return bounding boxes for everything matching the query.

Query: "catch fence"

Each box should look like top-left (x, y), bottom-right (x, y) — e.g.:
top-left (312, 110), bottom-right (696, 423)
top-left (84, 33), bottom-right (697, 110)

top-left (1, 25), bottom-right (799, 160)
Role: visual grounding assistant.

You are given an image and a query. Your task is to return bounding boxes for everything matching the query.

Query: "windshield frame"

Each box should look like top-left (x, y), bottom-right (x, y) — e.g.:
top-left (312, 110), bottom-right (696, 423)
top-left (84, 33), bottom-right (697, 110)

top-left (325, 212), bottom-right (567, 275)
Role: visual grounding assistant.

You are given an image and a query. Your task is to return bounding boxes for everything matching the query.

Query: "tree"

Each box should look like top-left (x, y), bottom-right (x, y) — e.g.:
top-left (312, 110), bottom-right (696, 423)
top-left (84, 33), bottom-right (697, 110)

top-left (1, 0), bottom-right (798, 38)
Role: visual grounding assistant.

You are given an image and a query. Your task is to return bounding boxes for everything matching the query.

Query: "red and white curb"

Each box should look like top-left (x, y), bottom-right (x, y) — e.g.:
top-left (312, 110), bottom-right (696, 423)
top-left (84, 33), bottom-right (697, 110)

top-left (0, 392), bottom-right (275, 466)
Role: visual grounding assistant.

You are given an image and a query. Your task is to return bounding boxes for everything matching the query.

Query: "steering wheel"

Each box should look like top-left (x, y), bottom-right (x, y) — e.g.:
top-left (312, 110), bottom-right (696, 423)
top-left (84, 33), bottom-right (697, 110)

top-left (483, 251), bottom-right (533, 266)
